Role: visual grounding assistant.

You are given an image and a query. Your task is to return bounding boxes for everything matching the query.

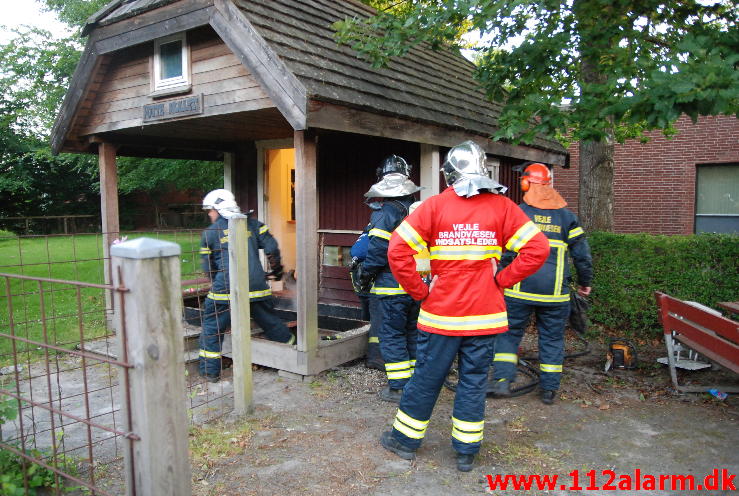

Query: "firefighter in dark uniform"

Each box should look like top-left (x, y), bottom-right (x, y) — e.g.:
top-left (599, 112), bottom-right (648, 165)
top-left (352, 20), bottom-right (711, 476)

top-left (357, 156), bottom-right (422, 403)
top-left (490, 163), bottom-right (593, 404)
top-left (380, 142), bottom-right (550, 472)
top-left (199, 189), bottom-right (295, 383)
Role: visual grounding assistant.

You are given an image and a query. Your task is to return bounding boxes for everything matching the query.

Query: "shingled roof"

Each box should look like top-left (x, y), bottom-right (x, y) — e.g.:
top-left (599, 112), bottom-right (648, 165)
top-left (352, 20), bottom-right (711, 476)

top-left (74, 0), bottom-right (564, 155)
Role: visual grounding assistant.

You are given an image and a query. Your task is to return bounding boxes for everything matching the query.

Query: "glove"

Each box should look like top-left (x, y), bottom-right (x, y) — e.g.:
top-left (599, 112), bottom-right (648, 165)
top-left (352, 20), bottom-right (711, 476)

top-left (357, 269), bottom-right (375, 293)
top-left (269, 264), bottom-right (284, 281)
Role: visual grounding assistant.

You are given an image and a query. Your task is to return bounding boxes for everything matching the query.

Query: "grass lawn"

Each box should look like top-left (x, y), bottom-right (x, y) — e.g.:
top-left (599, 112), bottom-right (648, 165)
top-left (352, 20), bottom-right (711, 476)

top-left (0, 230), bottom-right (206, 365)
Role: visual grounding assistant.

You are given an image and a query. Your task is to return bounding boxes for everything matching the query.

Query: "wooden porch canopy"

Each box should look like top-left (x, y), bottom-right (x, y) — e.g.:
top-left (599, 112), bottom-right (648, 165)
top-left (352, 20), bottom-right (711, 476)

top-left (50, 0), bottom-right (567, 376)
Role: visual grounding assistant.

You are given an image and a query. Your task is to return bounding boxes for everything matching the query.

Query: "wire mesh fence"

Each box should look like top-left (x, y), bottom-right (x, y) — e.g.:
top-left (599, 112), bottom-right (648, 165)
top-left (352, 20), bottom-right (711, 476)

top-left (0, 229), bottom-right (237, 493)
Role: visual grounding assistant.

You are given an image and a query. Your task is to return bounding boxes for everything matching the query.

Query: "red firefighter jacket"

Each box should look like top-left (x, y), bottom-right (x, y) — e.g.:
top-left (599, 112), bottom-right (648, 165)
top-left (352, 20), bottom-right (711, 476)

top-left (388, 187), bottom-right (549, 336)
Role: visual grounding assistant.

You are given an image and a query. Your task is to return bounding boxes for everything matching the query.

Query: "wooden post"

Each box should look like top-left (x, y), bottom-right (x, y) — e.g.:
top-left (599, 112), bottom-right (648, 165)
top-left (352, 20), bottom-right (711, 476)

top-left (420, 144), bottom-right (440, 201)
top-left (112, 238), bottom-right (191, 496)
top-left (223, 152), bottom-right (235, 192)
top-left (294, 130), bottom-right (319, 353)
top-left (99, 142), bottom-right (120, 327)
top-left (228, 214), bottom-right (253, 414)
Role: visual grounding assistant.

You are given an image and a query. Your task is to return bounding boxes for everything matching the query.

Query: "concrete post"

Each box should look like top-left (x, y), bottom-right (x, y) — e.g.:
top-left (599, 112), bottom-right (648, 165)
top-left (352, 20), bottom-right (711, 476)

top-left (228, 215), bottom-right (253, 414)
top-left (112, 238), bottom-right (192, 496)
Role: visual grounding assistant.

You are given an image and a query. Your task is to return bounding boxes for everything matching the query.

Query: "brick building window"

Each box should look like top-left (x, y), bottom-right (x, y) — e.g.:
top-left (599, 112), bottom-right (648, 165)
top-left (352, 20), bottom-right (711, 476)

top-left (695, 163), bottom-right (739, 234)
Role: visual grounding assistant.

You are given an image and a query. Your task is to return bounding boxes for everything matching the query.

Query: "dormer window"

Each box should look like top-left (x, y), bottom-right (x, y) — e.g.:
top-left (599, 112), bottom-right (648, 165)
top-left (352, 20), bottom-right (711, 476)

top-left (153, 34), bottom-right (190, 93)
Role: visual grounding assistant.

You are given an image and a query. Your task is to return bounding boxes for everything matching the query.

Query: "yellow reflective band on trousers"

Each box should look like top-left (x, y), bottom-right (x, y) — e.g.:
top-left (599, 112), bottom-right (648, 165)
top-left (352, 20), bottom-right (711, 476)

top-left (368, 228), bottom-right (392, 240)
top-left (505, 221), bottom-right (540, 253)
top-left (249, 289), bottom-right (272, 299)
top-left (429, 245), bottom-right (502, 261)
top-left (287, 335), bottom-right (296, 345)
top-left (259, 225), bottom-right (269, 234)
top-left (199, 247), bottom-right (211, 255)
top-left (451, 416), bottom-right (484, 444)
top-left (494, 353), bottom-right (518, 364)
top-left (569, 226), bottom-right (584, 239)
top-left (393, 409), bottom-right (428, 439)
top-left (418, 309), bottom-right (507, 331)
top-left (385, 361), bottom-right (412, 380)
top-left (199, 349), bottom-right (221, 359)
top-left (370, 285), bottom-right (407, 296)
top-left (396, 221), bottom-right (427, 253)
top-left (368, 336), bottom-right (380, 344)
top-left (207, 292), bottom-right (230, 301)
top-left (540, 363), bottom-right (563, 373)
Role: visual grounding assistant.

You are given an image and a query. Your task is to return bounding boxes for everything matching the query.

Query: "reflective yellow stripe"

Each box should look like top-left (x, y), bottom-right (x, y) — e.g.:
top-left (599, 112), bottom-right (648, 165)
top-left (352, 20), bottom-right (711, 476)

top-left (549, 239), bottom-right (567, 248)
top-left (207, 292), bottom-right (230, 301)
top-left (249, 289), bottom-right (272, 299)
top-left (199, 349), bottom-right (221, 359)
top-left (569, 227), bottom-right (584, 239)
top-left (429, 245), bottom-right (502, 261)
top-left (505, 221), bottom-right (540, 252)
top-left (452, 417), bottom-right (484, 431)
top-left (368, 336), bottom-right (380, 343)
top-left (554, 242), bottom-right (565, 296)
top-left (287, 335), bottom-right (296, 345)
top-left (368, 228), bottom-right (392, 240)
top-left (385, 361), bottom-right (411, 371)
top-left (503, 288), bottom-right (570, 303)
top-left (396, 221), bottom-right (427, 253)
top-left (396, 409), bottom-right (429, 430)
top-left (540, 363), bottom-right (563, 373)
top-left (259, 225), bottom-right (269, 235)
top-left (370, 286), bottom-right (407, 295)
top-left (494, 353), bottom-right (518, 364)
top-left (199, 247), bottom-right (211, 255)
top-left (452, 427), bottom-right (484, 443)
top-left (409, 359), bottom-right (416, 367)
top-left (394, 419), bottom-right (425, 439)
top-left (418, 309), bottom-right (507, 331)
top-left (387, 370), bottom-right (413, 379)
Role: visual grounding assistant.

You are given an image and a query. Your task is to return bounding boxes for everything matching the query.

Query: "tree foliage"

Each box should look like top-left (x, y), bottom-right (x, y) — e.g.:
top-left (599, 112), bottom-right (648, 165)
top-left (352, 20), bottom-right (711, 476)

top-left (0, 1), bottom-right (223, 225)
top-left (335, 0), bottom-right (738, 146)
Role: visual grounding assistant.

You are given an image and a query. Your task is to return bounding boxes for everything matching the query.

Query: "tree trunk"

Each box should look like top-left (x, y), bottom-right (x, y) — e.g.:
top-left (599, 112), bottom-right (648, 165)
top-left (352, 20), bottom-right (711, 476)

top-left (578, 138), bottom-right (615, 232)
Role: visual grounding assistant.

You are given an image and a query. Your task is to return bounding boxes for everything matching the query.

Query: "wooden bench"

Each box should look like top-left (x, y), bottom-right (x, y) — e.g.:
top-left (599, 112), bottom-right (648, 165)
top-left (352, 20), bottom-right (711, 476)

top-left (655, 291), bottom-right (739, 393)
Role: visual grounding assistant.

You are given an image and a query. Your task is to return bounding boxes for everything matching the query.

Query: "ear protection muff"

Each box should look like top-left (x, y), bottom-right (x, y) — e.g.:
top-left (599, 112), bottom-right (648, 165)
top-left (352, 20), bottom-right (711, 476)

top-left (520, 176), bottom-right (531, 192)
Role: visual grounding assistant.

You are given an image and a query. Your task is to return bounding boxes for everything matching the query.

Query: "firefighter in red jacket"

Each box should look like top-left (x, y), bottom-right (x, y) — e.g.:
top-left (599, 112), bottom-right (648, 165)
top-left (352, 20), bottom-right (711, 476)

top-left (379, 141), bottom-right (549, 472)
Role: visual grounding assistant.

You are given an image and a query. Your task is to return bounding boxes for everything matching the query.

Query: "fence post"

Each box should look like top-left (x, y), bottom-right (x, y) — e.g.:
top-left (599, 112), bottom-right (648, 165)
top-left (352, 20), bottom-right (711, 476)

top-left (228, 215), bottom-right (253, 414)
top-left (112, 238), bottom-right (192, 496)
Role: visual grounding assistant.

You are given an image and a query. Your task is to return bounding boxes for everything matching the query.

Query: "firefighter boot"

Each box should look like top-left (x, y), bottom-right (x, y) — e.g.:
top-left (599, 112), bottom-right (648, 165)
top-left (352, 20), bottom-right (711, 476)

top-left (488, 378), bottom-right (511, 397)
top-left (457, 453), bottom-right (475, 472)
top-left (380, 431), bottom-right (416, 460)
top-left (379, 386), bottom-right (403, 403)
top-left (540, 389), bottom-right (556, 405)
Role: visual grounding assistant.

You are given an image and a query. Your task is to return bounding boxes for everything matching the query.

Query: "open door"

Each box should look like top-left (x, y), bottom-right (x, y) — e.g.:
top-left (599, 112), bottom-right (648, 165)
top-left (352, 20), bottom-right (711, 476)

top-left (264, 148), bottom-right (296, 291)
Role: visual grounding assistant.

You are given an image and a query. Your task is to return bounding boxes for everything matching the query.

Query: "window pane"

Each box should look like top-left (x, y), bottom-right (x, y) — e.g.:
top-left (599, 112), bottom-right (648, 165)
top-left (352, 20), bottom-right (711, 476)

top-left (160, 41), bottom-right (183, 80)
top-left (323, 246), bottom-right (339, 266)
top-left (696, 164), bottom-right (739, 215)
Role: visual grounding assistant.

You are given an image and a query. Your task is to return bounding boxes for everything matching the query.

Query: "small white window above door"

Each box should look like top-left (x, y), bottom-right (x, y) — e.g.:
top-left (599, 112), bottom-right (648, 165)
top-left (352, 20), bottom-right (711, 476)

top-left (153, 33), bottom-right (190, 94)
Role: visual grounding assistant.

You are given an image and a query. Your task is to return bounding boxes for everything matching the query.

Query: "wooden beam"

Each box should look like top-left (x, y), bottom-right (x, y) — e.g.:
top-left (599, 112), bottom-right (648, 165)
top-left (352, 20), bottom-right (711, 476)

top-left (99, 141), bottom-right (120, 264)
top-left (308, 102), bottom-right (568, 166)
top-left (210, 0), bottom-right (307, 130)
top-left (294, 130), bottom-right (318, 354)
top-left (419, 144), bottom-right (440, 200)
top-left (228, 215), bottom-right (253, 415)
top-left (94, 3), bottom-right (213, 54)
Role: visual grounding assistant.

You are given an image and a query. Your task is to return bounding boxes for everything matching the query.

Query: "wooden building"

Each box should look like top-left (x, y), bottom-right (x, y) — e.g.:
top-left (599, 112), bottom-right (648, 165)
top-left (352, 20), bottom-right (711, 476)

top-left (51, 0), bottom-right (567, 375)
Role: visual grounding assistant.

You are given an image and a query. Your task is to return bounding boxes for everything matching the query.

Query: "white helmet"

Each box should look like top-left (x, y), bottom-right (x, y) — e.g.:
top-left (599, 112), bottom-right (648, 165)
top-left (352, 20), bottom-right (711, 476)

top-left (202, 189), bottom-right (241, 218)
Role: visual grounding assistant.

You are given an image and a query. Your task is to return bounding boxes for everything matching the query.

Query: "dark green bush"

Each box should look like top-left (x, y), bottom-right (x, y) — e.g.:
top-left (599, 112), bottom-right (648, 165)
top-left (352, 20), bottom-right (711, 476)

top-left (587, 232), bottom-right (739, 338)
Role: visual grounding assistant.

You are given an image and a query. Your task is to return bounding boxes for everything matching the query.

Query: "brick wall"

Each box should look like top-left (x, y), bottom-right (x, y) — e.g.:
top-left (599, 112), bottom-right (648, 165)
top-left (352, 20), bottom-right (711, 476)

top-left (556, 115), bottom-right (739, 234)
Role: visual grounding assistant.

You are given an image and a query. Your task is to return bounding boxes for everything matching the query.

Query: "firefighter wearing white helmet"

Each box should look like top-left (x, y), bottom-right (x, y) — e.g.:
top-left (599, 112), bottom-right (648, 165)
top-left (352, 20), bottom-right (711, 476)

top-left (198, 189), bottom-right (294, 382)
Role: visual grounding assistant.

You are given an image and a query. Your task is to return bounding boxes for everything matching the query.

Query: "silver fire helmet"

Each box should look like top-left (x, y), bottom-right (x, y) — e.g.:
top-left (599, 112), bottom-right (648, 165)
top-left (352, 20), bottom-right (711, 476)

top-left (376, 155), bottom-right (411, 180)
top-left (441, 141), bottom-right (507, 197)
top-left (364, 173), bottom-right (422, 199)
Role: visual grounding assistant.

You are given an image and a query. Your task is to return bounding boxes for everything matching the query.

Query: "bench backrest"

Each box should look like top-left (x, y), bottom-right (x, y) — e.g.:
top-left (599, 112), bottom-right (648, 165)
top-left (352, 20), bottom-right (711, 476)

top-left (655, 291), bottom-right (739, 375)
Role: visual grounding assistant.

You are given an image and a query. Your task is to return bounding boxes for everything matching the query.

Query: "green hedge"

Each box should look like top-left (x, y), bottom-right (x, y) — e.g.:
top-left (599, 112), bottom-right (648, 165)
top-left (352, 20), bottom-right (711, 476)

top-left (587, 232), bottom-right (739, 338)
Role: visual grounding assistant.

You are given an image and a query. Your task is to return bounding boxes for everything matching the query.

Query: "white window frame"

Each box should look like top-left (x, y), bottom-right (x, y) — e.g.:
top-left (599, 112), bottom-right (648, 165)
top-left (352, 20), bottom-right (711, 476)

top-left (486, 157), bottom-right (500, 182)
top-left (153, 33), bottom-right (190, 92)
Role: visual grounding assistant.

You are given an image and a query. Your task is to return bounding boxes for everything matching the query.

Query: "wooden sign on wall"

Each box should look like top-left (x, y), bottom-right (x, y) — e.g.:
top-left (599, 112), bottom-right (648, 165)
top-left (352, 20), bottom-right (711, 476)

top-left (143, 94), bottom-right (203, 122)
